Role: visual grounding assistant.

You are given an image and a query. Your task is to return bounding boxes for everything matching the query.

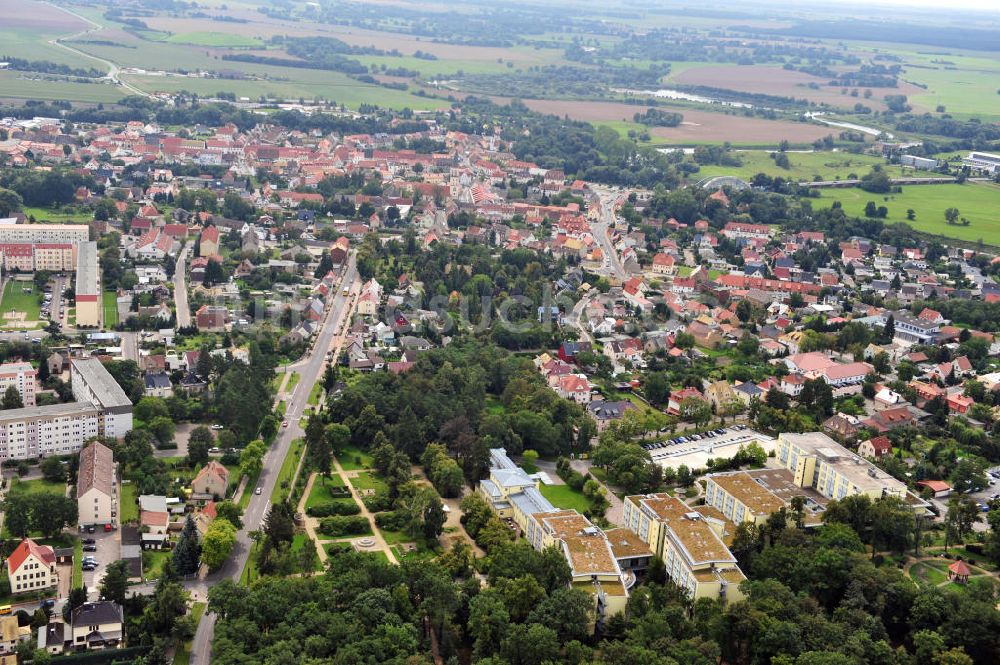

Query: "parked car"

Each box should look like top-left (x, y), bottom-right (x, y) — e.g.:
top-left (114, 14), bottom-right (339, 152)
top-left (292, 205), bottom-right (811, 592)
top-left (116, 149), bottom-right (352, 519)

top-left (82, 538), bottom-right (95, 545)
top-left (83, 544), bottom-right (97, 552)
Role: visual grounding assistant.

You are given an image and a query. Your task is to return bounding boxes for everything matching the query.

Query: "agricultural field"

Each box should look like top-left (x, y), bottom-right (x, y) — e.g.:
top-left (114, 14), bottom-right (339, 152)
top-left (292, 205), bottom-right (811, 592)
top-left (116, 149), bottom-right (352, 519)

top-left (669, 64), bottom-right (920, 112)
top-left (162, 32), bottom-right (263, 47)
top-left (812, 182), bottom-right (1000, 246)
top-left (521, 99), bottom-right (837, 146)
top-left (691, 150), bottom-right (945, 184)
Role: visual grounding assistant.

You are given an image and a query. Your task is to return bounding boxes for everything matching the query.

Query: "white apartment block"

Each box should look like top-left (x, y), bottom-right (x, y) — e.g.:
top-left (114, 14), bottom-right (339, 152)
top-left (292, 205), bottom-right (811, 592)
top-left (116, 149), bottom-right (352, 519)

top-left (0, 223), bottom-right (89, 245)
top-left (0, 402), bottom-right (100, 460)
top-left (0, 361), bottom-right (37, 407)
top-left (70, 358), bottom-right (133, 439)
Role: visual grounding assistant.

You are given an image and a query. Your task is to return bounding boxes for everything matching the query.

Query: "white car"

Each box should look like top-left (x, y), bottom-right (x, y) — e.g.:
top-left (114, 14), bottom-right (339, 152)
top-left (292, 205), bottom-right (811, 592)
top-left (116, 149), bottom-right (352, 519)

top-left (255, 487), bottom-right (262, 495)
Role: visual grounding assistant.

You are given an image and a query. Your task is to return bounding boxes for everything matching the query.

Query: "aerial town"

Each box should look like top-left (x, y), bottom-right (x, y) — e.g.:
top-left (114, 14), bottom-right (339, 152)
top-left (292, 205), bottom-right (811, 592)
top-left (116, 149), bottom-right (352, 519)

top-left (0, 27), bottom-right (1000, 665)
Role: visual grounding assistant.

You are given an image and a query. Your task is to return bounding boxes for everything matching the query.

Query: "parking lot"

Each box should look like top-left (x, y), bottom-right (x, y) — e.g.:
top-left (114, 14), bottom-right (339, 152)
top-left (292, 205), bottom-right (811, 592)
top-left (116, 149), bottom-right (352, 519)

top-left (644, 425), bottom-right (777, 470)
top-left (80, 526), bottom-right (121, 599)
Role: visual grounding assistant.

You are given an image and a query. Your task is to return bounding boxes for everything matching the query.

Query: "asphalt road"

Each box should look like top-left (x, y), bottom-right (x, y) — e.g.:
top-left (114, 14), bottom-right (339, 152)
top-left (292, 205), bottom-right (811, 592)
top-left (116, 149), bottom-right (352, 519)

top-left (173, 243), bottom-right (192, 329)
top-left (187, 255), bottom-right (359, 664)
top-left (589, 188), bottom-right (629, 281)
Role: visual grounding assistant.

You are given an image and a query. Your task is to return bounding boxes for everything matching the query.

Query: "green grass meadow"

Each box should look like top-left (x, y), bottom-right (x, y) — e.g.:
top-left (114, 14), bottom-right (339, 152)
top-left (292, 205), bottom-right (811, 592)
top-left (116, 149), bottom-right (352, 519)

top-left (812, 182), bottom-right (1000, 245)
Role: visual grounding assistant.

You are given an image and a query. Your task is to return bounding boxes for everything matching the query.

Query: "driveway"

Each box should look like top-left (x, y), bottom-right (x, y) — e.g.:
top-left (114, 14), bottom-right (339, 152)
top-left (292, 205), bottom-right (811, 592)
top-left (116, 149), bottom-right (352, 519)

top-left (82, 527), bottom-right (121, 599)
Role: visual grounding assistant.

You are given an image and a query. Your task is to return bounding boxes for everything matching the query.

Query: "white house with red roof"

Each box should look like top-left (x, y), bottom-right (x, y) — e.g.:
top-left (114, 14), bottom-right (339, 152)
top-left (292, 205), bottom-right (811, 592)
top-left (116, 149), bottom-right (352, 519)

top-left (555, 374), bottom-right (592, 404)
top-left (7, 538), bottom-right (58, 594)
top-left (667, 386), bottom-right (705, 416)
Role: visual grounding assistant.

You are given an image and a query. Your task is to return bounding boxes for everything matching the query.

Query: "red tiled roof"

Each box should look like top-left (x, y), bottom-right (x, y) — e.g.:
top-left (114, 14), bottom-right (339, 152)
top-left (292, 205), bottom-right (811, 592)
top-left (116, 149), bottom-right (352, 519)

top-left (7, 538), bottom-right (55, 573)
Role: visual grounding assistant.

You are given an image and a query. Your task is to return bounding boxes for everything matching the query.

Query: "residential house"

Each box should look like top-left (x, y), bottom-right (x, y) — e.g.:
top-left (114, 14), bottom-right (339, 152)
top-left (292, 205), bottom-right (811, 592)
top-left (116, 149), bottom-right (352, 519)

top-left (77, 442), bottom-right (116, 527)
top-left (704, 380), bottom-right (739, 413)
top-left (555, 374), bottom-right (592, 404)
top-left (7, 538), bottom-right (58, 595)
top-left (143, 373), bottom-right (173, 398)
top-left (195, 305), bottom-right (227, 332)
top-left (587, 400), bottom-right (636, 431)
top-left (191, 461), bottom-right (229, 499)
top-left (858, 436), bottom-right (893, 460)
top-left (199, 225), bottom-right (220, 257)
top-left (0, 616), bottom-right (30, 655)
top-left (667, 386), bottom-right (705, 417)
top-left (38, 602), bottom-right (124, 654)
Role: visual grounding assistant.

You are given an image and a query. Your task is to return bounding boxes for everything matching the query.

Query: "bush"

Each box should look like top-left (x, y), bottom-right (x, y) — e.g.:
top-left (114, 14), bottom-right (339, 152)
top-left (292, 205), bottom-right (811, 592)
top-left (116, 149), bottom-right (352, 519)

top-left (363, 491), bottom-right (392, 512)
top-left (318, 515), bottom-right (370, 536)
top-left (374, 510), bottom-right (408, 532)
top-left (306, 501), bottom-right (361, 517)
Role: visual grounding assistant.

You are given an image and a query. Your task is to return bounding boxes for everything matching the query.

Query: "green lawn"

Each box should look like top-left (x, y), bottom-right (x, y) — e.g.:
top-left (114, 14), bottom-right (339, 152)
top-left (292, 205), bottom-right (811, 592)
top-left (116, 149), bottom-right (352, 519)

top-left (285, 372), bottom-right (300, 394)
top-left (20, 206), bottom-right (91, 223)
top-left (812, 182), bottom-right (1000, 246)
top-left (337, 445), bottom-right (374, 472)
top-left (290, 533), bottom-right (323, 572)
top-left (174, 602), bottom-right (206, 665)
top-left (8, 477), bottom-right (65, 496)
top-left (307, 383), bottom-right (323, 406)
top-left (120, 482), bottom-right (139, 523)
top-left (538, 483), bottom-right (592, 514)
top-left (270, 440), bottom-right (304, 504)
top-left (351, 471), bottom-right (388, 495)
top-left (102, 291), bottom-right (118, 327)
top-left (238, 469), bottom-right (261, 510)
top-left (143, 550), bottom-right (172, 581)
top-left (0, 281), bottom-right (42, 328)
top-left (72, 538), bottom-right (83, 588)
top-left (910, 561), bottom-right (949, 587)
top-left (305, 475), bottom-right (349, 510)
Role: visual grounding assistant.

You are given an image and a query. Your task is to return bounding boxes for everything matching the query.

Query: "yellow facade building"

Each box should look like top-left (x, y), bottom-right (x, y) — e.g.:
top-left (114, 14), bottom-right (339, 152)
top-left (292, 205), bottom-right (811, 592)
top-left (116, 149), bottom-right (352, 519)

top-left (478, 449), bottom-right (632, 621)
top-left (622, 493), bottom-right (745, 603)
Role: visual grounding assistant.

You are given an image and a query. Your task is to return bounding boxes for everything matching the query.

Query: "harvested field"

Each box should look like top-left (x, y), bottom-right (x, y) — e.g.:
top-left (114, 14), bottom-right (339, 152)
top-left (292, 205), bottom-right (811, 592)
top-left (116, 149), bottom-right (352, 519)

top-left (0, 0), bottom-right (89, 32)
top-left (670, 64), bottom-right (928, 111)
top-left (519, 99), bottom-right (836, 145)
top-left (142, 15), bottom-right (564, 68)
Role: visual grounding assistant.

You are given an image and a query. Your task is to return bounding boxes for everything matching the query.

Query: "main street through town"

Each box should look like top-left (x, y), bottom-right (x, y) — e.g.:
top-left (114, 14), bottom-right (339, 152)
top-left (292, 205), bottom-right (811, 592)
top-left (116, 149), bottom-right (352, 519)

top-left (183, 254), bottom-right (359, 664)
top-left (589, 187), bottom-right (630, 282)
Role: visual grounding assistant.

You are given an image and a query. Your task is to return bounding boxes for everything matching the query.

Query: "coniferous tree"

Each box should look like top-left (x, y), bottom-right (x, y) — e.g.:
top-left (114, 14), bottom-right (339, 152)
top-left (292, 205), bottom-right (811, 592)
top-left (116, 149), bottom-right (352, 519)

top-left (173, 515), bottom-right (202, 576)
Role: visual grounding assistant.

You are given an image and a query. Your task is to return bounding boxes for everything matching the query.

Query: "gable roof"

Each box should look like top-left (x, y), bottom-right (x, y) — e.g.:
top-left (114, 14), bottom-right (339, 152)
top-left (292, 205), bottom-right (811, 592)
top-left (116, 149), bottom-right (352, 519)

top-left (7, 538), bottom-right (55, 573)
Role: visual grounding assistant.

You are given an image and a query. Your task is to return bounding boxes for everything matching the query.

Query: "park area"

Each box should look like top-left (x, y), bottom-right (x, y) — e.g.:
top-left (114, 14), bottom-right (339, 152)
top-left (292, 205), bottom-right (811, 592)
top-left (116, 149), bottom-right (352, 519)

top-left (813, 182), bottom-right (1000, 245)
top-left (0, 280), bottom-right (43, 330)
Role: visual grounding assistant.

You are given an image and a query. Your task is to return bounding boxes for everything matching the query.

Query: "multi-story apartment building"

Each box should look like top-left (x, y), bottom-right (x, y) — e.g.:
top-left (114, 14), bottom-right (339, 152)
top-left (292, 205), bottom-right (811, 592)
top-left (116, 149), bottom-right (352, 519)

top-left (0, 243), bottom-right (76, 272)
top-left (622, 493), bottom-right (745, 603)
top-left (70, 358), bottom-right (133, 439)
top-left (33, 243), bottom-right (76, 271)
top-left (0, 222), bottom-right (90, 245)
top-left (478, 449), bottom-right (631, 621)
top-left (0, 361), bottom-right (36, 407)
top-left (75, 241), bottom-right (101, 327)
top-left (0, 402), bottom-right (100, 459)
top-left (77, 441), bottom-right (116, 527)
